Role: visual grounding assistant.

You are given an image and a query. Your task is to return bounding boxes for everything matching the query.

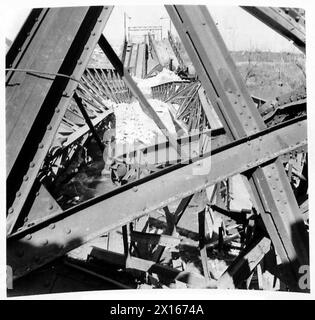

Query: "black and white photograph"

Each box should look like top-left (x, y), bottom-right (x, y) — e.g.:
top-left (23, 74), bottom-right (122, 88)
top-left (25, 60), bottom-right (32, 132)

top-left (2, 0), bottom-right (312, 301)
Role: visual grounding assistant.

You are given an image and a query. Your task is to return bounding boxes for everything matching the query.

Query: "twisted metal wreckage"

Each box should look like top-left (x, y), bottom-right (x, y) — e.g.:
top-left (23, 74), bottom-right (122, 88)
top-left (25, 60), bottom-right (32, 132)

top-left (6, 5), bottom-right (308, 293)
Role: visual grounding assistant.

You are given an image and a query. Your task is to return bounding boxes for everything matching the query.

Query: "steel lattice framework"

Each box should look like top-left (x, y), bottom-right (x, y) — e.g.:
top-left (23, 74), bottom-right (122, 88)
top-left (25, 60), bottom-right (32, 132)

top-left (6, 5), bottom-right (308, 293)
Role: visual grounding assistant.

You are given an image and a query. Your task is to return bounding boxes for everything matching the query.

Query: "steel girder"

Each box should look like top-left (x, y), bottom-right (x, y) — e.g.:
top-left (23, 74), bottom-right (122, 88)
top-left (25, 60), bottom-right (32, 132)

top-left (6, 5), bottom-right (308, 291)
top-left (241, 7), bottom-right (305, 53)
top-left (7, 117), bottom-right (306, 279)
top-left (165, 5), bottom-right (308, 289)
top-left (6, 6), bottom-right (114, 235)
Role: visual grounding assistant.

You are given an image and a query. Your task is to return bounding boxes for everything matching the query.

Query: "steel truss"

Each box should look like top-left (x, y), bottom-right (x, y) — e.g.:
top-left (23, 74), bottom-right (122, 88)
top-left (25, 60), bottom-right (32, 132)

top-left (6, 5), bottom-right (308, 292)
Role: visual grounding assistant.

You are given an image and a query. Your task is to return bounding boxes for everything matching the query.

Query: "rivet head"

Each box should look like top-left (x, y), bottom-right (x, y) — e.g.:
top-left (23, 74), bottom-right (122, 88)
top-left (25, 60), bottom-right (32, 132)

top-left (39, 143), bottom-right (44, 149)
top-left (8, 207), bottom-right (14, 214)
top-left (55, 108), bottom-right (60, 113)
top-left (30, 162), bottom-right (35, 168)
top-left (26, 234), bottom-right (32, 240)
top-left (133, 186), bottom-right (138, 192)
top-left (16, 191), bottom-right (21, 197)
top-left (49, 223), bottom-right (55, 229)
top-left (47, 125), bottom-right (52, 130)
top-left (42, 239), bottom-right (49, 246)
top-left (48, 204), bottom-right (54, 211)
top-left (66, 228), bottom-right (71, 234)
top-left (23, 175), bottom-right (29, 181)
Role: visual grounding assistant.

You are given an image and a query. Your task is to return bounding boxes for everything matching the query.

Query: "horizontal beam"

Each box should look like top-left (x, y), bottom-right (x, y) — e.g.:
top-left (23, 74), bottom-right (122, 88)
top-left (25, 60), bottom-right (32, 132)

top-left (7, 116), bottom-right (306, 279)
top-left (130, 231), bottom-right (180, 248)
top-left (89, 247), bottom-right (208, 288)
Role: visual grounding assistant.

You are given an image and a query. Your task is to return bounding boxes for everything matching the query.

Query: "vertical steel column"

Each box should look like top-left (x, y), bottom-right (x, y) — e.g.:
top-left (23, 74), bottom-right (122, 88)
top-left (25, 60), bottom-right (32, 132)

top-left (166, 5), bottom-right (308, 289)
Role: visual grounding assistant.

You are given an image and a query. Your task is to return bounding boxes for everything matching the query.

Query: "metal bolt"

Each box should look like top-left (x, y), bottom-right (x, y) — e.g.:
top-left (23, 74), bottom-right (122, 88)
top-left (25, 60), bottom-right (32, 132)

top-left (8, 207), bottom-right (14, 214)
top-left (23, 175), bottom-right (29, 181)
top-left (91, 32), bottom-right (96, 36)
top-left (16, 191), bottom-right (21, 197)
top-left (77, 60), bottom-right (82, 65)
top-left (55, 108), bottom-right (60, 113)
top-left (47, 125), bottom-right (52, 131)
top-left (49, 223), bottom-right (55, 229)
top-left (26, 234), bottom-right (32, 240)
top-left (39, 143), bottom-right (44, 149)
top-left (30, 162), bottom-right (35, 168)
top-left (36, 191), bottom-right (40, 197)
top-left (98, 19), bottom-right (102, 23)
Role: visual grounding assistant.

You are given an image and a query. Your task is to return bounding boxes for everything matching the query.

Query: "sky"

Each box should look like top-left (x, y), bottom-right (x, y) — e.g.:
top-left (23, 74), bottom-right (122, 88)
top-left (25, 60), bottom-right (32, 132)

top-left (3, 5), bottom-right (301, 53)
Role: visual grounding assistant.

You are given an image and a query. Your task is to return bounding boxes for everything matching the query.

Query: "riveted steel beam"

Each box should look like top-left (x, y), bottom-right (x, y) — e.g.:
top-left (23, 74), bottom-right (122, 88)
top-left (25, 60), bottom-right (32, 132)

top-left (6, 6), bottom-right (114, 235)
top-left (241, 7), bottom-right (305, 53)
top-left (166, 5), bottom-right (308, 289)
top-left (7, 117), bottom-right (306, 279)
